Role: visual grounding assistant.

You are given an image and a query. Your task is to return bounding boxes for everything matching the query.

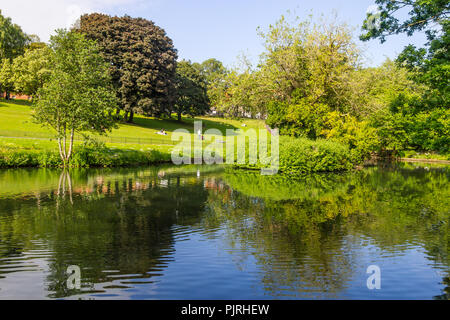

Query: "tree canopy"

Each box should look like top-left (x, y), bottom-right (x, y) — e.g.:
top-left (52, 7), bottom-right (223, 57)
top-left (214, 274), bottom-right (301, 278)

top-left (174, 60), bottom-right (210, 121)
top-left (360, 1), bottom-right (449, 153)
top-left (12, 45), bottom-right (52, 97)
top-left (0, 58), bottom-right (15, 99)
top-left (193, 58), bottom-right (228, 84)
top-left (33, 30), bottom-right (118, 164)
top-left (0, 10), bottom-right (29, 61)
top-left (77, 13), bottom-right (178, 122)
top-left (360, 0), bottom-right (450, 42)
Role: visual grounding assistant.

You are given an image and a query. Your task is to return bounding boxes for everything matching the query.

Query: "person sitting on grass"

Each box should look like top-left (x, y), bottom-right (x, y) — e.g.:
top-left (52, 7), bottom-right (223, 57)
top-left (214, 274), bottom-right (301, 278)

top-left (157, 128), bottom-right (167, 135)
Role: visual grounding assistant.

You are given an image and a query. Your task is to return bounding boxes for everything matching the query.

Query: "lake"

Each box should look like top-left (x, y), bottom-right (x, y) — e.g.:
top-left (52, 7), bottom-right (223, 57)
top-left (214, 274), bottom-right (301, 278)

top-left (0, 163), bottom-right (448, 299)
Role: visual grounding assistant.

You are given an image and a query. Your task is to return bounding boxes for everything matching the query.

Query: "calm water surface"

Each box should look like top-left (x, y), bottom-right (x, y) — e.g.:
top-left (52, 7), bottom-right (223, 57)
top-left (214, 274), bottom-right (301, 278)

top-left (0, 163), bottom-right (448, 299)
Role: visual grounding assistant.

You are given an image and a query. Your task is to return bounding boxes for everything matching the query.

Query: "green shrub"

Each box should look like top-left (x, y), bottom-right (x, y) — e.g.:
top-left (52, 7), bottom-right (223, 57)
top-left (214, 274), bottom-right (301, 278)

top-left (278, 137), bottom-right (353, 174)
top-left (0, 150), bottom-right (38, 167)
top-left (323, 112), bottom-right (379, 163)
top-left (233, 136), bottom-right (354, 174)
top-left (36, 151), bottom-right (63, 167)
top-left (266, 95), bottom-right (331, 139)
top-left (407, 108), bottom-right (449, 153)
top-left (0, 146), bottom-right (172, 168)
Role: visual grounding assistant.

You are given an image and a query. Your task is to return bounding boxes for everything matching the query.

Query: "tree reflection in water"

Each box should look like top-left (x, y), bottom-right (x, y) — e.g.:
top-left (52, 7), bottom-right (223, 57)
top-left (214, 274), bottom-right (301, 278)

top-left (0, 163), bottom-right (448, 299)
top-left (206, 164), bottom-right (449, 298)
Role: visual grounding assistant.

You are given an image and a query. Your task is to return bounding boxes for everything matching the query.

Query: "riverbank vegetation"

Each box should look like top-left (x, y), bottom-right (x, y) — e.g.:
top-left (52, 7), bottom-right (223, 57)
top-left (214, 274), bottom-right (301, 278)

top-left (210, 12), bottom-right (448, 161)
top-left (0, 1), bottom-right (448, 170)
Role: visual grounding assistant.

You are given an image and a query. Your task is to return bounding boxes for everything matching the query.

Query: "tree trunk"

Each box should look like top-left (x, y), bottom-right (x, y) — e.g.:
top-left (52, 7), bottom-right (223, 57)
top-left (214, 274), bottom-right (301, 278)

top-left (57, 137), bottom-right (65, 165)
top-left (177, 112), bottom-right (182, 122)
top-left (66, 129), bottom-right (74, 161)
top-left (63, 127), bottom-right (67, 167)
top-left (56, 114), bottom-right (64, 165)
top-left (127, 110), bottom-right (134, 123)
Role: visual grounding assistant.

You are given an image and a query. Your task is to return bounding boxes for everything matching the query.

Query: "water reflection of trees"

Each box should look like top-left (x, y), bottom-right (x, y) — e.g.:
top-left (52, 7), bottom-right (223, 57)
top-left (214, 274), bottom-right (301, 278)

top-left (0, 167), bottom-right (211, 298)
top-left (206, 164), bottom-right (449, 298)
top-left (0, 164), bottom-right (448, 299)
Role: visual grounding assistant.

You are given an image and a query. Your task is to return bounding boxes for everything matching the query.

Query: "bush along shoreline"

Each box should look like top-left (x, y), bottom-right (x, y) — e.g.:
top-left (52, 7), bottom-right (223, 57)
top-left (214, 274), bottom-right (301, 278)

top-left (0, 145), bottom-right (173, 168)
top-left (3, 135), bottom-right (444, 172)
top-left (232, 137), bottom-right (355, 174)
top-left (1, 137), bottom-right (355, 173)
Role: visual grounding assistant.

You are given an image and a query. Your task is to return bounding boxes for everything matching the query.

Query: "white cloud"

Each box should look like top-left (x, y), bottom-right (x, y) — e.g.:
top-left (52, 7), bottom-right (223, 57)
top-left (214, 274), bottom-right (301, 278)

top-left (0, 0), bottom-right (141, 42)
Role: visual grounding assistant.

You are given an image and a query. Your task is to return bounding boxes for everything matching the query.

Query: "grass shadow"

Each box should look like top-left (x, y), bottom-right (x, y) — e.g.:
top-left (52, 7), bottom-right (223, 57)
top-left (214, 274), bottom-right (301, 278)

top-left (0, 98), bottom-right (32, 107)
top-left (124, 114), bottom-right (240, 136)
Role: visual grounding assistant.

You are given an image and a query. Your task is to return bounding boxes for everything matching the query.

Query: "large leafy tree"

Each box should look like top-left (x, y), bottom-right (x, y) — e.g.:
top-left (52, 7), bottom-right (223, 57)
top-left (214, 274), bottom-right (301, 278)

top-left (396, 20), bottom-right (449, 109)
top-left (0, 10), bottom-right (29, 61)
top-left (33, 30), bottom-right (118, 165)
top-left (0, 59), bottom-right (14, 97)
top-left (174, 60), bottom-right (210, 121)
top-left (361, 0), bottom-right (449, 109)
top-left (0, 10), bottom-right (29, 98)
top-left (256, 15), bottom-right (362, 137)
top-left (360, 0), bottom-right (449, 42)
top-left (12, 45), bottom-right (52, 97)
top-left (193, 58), bottom-right (228, 84)
top-left (215, 68), bottom-right (267, 118)
top-left (361, 1), bottom-right (449, 153)
top-left (192, 58), bottom-right (230, 114)
top-left (77, 13), bottom-right (178, 122)
top-left (260, 16), bottom-right (361, 114)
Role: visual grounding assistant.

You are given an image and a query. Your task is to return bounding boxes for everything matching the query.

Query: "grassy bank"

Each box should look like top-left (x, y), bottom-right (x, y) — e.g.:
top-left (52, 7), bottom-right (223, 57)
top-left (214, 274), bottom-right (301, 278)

top-left (402, 150), bottom-right (450, 161)
top-left (0, 134), bottom-right (357, 173)
top-left (0, 99), bottom-right (265, 168)
top-left (3, 99), bottom-right (438, 172)
top-left (0, 138), bottom-right (173, 168)
top-left (0, 99), bottom-right (264, 144)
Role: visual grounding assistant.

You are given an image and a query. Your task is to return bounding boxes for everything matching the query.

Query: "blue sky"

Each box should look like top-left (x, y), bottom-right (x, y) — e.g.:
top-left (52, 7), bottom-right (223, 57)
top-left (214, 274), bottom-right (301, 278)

top-left (1, 0), bottom-right (428, 67)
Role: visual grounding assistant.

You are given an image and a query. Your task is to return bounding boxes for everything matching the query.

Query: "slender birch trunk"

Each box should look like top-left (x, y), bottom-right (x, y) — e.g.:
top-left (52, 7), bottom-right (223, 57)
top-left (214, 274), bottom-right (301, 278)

top-left (67, 128), bottom-right (74, 161)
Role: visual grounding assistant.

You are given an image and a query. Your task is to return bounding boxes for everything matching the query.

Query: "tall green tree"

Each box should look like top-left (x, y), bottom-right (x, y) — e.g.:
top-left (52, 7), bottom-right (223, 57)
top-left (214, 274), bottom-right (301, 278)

top-left (174, 60), bottom-right (210, 121)
top-left (193, 58), bottom-right (228, 84)
top-left (256, 15), bottom-right (363, 137)
top-left (0, 58), bottom-right (14, 98)
top-left (192, 59), bottom-right (231, 114)
top-left (361, 1), bottom-right (449, 153)
top-left (0, 10), bottom-right (29, 61)
top-left (0, 10), bottom-right (29, 99)
top-left (362, 0), bottom-right (449, 108)
top-left (396, 20), bottom-right (449, 109)
top-left (77, 13), bottom-right (178, 123)
top-left (215, 68), bottom-right (266, 118)
top-left (12, 45), bottom-right (52, 97)
top-left (33, 30), bottom-right (118, 165)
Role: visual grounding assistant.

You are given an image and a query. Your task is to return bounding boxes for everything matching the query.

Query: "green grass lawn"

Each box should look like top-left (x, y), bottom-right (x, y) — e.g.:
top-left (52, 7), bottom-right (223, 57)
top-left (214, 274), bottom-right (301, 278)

top-left (402, 150), bottom-right (450, 161)
top-left (0, 99), bottom-right (266, 151)
top-left (0, 99), bottom-right (271, 168)
top-left (0, 137), bottom-right (174, 154)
